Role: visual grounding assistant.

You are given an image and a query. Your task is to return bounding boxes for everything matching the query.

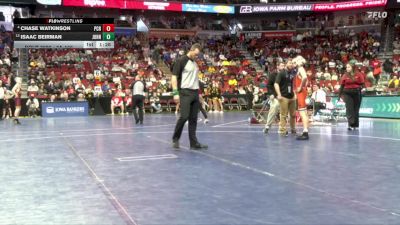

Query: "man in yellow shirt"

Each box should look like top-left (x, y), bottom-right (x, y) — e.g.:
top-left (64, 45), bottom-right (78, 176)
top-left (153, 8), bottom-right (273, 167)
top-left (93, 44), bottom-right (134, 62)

top-left (228, 77), bottom-right (238, 87)
top-left (208, 66), bottom-right (216, 74)
top-left (388, 75), bottom-right (399, 89)
top-left (222, 60), bottom-right (230, 66)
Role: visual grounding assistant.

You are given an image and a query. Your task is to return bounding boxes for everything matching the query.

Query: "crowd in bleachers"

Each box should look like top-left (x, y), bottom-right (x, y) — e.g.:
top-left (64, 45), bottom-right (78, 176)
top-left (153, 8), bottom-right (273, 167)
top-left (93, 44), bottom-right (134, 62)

top-left (0, 32), bottom-right (15, 88)
top-left (146, 14), bottom-right (228, 31)
top-left (246, 25), bottom-right (400, 96)
top-left (23, 33), bottom-right (265, 115)
top-left (19, 25), bottom-right (400, 116)
top-left (0, 31), bottom-right (19, 119)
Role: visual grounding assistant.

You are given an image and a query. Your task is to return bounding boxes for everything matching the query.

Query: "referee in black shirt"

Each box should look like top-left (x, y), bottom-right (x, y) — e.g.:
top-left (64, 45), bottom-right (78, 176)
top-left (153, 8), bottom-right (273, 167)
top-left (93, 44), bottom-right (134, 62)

top-left (172, 43), bottom-right (208, 150)
top-left (132, 75), bottom-right (146, 124)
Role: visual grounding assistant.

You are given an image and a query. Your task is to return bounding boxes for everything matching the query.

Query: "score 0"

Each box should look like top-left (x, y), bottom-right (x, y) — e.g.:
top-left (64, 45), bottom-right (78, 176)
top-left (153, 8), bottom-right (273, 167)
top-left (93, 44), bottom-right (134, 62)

top-left (102, 24), bottom-right (114, 32)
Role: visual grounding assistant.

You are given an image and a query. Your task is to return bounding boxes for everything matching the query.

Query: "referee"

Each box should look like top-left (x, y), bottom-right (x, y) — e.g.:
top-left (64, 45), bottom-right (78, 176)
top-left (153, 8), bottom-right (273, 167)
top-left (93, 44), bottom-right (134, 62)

top-left (132, 75), bottom-right (146, 124)
top-left (171, 43), bottom-right (208, 150)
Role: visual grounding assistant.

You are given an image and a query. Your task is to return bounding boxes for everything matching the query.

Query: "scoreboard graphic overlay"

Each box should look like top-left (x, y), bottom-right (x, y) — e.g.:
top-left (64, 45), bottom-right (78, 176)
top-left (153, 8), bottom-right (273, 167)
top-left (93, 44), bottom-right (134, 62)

top-left (14, 18), bottom-right (115, 49)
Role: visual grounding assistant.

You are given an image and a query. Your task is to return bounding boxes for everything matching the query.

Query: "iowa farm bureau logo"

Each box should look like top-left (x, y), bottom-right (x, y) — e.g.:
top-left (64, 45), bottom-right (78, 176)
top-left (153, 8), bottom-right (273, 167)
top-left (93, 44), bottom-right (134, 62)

top-left (239, 6), bottom-right (253, 13)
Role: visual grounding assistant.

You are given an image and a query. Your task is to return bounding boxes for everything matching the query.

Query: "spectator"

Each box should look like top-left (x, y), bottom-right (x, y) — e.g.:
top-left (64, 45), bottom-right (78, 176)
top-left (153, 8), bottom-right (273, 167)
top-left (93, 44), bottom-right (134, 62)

top-left (237, 86), bottom-right (247, 106)
top-left (27, 81), bottom-right (39, 96)
top-left (77, 93), bottom-right (85, 101)
top-left (393, 37), bottom-right (400, 54)
top-left (49, 94), bottom-right (57, 102)
top-left (371, 57), bottom-right (382, 85)
top-left (383, 59), bottom-right (393, 75)
top-left (111, 91), bottom-right (125, 115)
top-left (316, 67), bottom-right (323, 81)
top-left (150, 92), bottom-right (162, 113)
top-left (75, 83), bottom-right (86, 96)
top-left (228, 76), bottom-right (238, 87)
top-left (331, 69), bottom-right (339, 81)
top-left (102, 80), bottom-right (111, 93)
top-left (388, 76), bottom-right (399, 89)
top-left (323, 68), bottom-right (331, 81)
top-left (60, 90), bottom-right (69, 102)
top-left (12, 81), bottom-right (22, 124)
top-left (393, 62), bottom-right (400, 75)
top-left (124, 89), bottom-right (132, 114)
top-left (3, 89), bottom-right (13, 119)
top-left (311, 84), bottom-right (326, 117)
top-left (26, 94), bottom-right (40, 117)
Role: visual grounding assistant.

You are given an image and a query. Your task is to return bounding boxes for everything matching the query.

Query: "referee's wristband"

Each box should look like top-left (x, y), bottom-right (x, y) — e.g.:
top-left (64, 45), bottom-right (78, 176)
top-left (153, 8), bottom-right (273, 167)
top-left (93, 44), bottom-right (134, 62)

top-left (172, 89), bottom-right (179, 96)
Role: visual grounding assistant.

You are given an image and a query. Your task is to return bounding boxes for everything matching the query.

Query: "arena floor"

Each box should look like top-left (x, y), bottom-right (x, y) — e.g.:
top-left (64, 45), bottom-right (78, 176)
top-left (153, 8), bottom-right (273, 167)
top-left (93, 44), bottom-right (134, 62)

top-left (0, 112), bottom-right (399, 225)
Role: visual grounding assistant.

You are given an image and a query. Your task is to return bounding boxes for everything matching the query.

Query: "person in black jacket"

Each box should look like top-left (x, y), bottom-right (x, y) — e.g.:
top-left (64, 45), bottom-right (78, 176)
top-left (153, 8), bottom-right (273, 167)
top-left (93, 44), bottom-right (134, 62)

top-left (383, 59), bottom-right (393, 75)
top-left (275, 61), bottom-right (297, 136)
top-left (263, 64), bottom-right (281, 134)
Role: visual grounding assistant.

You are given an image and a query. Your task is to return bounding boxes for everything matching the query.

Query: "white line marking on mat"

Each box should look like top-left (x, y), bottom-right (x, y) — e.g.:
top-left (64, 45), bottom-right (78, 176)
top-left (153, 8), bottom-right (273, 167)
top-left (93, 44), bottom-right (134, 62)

top-left (3, 130), bottom-right (400, 143)
top-left (0, 123), bottom-right (176, 135)
top-left (212, 120), bottom-right (248, 127)
top-left (116, 154), bottom-right (177, 162)
top-left (61, 135), bottom-right (138, 225)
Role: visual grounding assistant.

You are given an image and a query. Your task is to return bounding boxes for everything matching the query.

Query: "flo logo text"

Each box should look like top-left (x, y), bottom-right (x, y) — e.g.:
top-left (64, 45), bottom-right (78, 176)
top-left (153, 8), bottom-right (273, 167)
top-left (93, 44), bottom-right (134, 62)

top-left (366, 11), bottom-right (387, 19)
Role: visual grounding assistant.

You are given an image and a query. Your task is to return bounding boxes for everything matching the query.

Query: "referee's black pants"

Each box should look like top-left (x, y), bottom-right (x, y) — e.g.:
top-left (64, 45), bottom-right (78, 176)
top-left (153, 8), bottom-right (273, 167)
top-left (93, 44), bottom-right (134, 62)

top-left (343, 89), bottom-right (362, 128)
top-left (132, 95), bottom-right (145, 123)
top-left (172, 89), bottom-right (200, 146)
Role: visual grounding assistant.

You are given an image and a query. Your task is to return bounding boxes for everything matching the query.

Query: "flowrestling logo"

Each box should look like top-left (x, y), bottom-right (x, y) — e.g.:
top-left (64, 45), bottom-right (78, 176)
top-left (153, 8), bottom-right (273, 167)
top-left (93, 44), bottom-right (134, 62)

top-left (143, 2), bottom-right (170, 10)
top-left (366, 11), bottom-right (387, 18)
top-left (84, 0), bottom-right (105, 7)
top-left (63, 0), bottom-right (123, 8)
top-left (36, 0), bottom-right (62, 5)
